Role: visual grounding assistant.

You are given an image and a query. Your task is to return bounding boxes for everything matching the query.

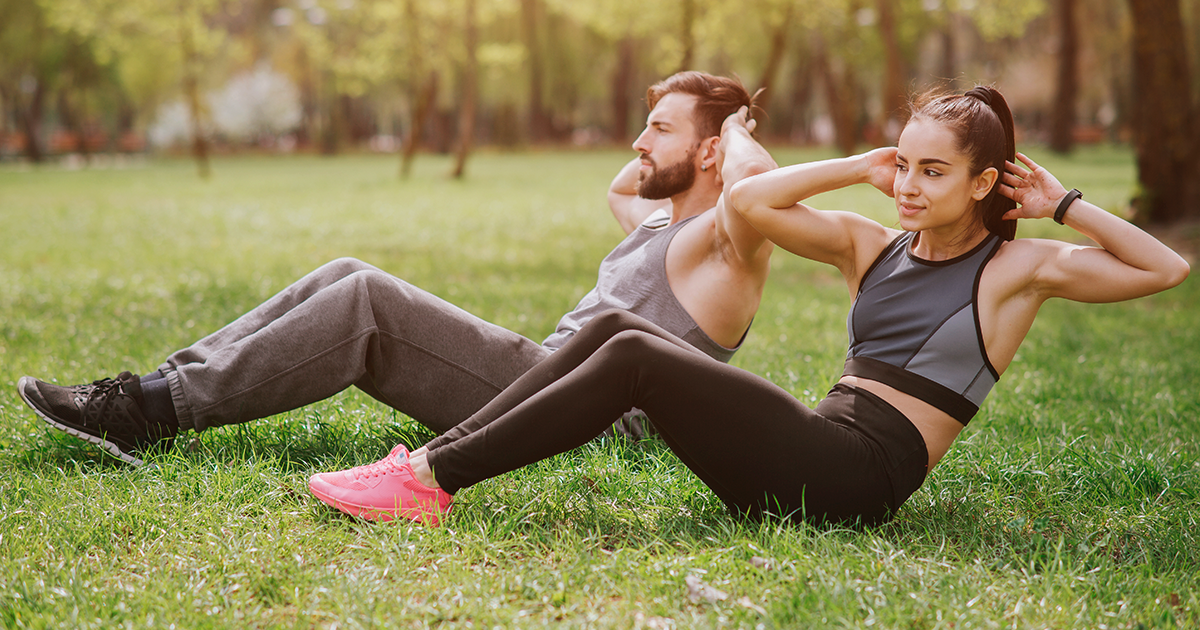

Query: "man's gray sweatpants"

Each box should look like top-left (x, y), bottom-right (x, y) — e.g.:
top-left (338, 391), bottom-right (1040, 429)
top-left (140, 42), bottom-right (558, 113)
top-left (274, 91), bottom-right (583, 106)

top-left (159, 258), bottom-right (551, 434)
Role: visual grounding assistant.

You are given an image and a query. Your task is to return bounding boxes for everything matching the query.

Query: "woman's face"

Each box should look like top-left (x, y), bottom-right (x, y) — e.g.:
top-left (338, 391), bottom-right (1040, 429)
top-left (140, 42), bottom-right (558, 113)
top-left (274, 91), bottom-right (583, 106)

top-left (893, 118), bottom-right (996, 235)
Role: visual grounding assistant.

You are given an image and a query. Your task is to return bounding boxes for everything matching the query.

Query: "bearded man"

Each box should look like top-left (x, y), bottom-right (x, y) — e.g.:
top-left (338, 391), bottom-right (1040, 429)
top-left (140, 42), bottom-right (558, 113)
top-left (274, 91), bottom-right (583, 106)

top-left (18, 71), bottom-right (777, 465)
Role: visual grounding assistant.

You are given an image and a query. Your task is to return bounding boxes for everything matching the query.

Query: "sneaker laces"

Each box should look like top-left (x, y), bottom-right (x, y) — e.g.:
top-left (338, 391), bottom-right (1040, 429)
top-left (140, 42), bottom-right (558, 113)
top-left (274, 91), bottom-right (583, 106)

top-left (349, 447), bottom-right (407, 482)
top-left (78, 376), bottom-right (147, 435)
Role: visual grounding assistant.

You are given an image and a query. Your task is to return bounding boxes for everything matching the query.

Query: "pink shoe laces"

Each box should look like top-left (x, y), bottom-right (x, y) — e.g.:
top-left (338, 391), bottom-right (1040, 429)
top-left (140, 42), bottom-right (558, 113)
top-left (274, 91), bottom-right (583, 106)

top-left (348, 444), bottom-right (409, 482)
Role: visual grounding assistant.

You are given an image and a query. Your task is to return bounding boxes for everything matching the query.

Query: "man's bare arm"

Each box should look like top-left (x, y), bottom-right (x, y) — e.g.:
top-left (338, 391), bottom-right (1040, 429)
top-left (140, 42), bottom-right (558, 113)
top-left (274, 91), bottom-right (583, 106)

top-left (608, 157), bottom-right (671, 235)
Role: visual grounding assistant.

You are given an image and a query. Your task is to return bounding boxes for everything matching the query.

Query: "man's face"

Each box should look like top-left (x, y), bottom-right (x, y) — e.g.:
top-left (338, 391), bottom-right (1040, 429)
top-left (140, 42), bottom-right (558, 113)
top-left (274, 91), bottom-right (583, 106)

top-left (632, 93), bottom-right (704, 200)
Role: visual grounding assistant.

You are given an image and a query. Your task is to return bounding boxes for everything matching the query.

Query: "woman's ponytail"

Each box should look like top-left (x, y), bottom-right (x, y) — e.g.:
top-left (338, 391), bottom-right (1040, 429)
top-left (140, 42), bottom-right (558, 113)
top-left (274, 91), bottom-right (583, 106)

top-left (965, 86), bottom-right (1017, 240)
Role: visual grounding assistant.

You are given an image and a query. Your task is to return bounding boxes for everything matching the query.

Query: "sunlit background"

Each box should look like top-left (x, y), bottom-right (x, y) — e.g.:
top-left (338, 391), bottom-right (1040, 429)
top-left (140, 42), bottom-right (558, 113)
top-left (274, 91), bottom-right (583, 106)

top-left (2, 0), bottom-right (1198, 220)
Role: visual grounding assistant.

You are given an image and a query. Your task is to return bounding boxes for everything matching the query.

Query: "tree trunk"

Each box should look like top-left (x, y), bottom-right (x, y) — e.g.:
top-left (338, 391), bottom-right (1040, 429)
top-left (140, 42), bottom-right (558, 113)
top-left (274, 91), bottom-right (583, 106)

top-left (756, 3), bottom-right (794, 114)
top-left (451, 0), bottom-right (478, 179)
top-left (319, 71), bottom-right (342, 155)
top-left (296, 45), bottom-right (317, 149)
top-left (814, 35), bottom-right (859, 156)
top-left (939, 14), bottom-right (956, 80)
top-left (877, 0), bottom-right (906, 139)
top-left (1128, 0), bottom-right (1199, 223)
top-left (1049, 0), bottom-right (1079, 153)
top-left (678, 0), bottom-right (695, 73)
top-left (180, 16), bottom-right (211, 179)
top-left (521, 0), bottom-right (548, 142)
top-left (401, 71), bottom-right (437, 178)
top-left (400, 0), bottom-right (425, 178)
top-left (17, 80), bottom-right (47, 163)
top-left (184, 71), bottom-right (211, 178)
top-left (59, 82), bottom-right (95, 157)
top-left (116, 95), bottom-right (137, 150)
top-left (787, 40), bottom-right (816, 144)
top-left (610, 37), bottom-right (635, 143)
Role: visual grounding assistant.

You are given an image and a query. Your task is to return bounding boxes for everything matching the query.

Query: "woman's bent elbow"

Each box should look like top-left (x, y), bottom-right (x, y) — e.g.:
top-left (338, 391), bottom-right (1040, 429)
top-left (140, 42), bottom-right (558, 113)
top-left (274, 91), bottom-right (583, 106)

top-left (1166, 255), bottom-right (1190, 289)
top-left (730, 180), bottom-right (747, 213)
top-left (729, 179), bottom-right (758, 219)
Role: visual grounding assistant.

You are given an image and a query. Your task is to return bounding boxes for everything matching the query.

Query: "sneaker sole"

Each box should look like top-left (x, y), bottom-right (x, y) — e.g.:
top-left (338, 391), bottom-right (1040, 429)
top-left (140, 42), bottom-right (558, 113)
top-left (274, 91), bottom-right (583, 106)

top-left (17, 376), bottom-right (145, 466)
top-left (307, 479), bottom-right (447, 526)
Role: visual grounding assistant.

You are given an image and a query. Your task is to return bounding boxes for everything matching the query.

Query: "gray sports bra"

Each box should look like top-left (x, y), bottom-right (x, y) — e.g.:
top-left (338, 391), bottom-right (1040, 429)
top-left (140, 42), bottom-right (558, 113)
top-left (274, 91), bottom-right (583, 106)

top-left (843, 231), bottom-right (1003, 425)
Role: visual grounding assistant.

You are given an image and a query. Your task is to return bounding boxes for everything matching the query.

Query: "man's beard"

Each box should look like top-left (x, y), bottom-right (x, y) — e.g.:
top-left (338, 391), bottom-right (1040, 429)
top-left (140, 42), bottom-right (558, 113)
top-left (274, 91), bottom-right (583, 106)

top-left (636, 145), bottom-right (699, 200)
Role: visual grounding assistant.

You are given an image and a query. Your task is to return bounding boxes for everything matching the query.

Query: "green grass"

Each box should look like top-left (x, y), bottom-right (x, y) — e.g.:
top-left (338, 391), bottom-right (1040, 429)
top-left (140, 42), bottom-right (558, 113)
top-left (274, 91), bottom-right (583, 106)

top-left (1, 146), bottom-right (1197, 628)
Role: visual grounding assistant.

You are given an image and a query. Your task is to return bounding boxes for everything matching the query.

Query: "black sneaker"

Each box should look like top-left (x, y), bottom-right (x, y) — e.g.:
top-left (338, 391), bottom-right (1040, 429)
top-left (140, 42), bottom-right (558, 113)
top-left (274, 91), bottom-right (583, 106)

top-left (17, 372), bottom-right (177, 466)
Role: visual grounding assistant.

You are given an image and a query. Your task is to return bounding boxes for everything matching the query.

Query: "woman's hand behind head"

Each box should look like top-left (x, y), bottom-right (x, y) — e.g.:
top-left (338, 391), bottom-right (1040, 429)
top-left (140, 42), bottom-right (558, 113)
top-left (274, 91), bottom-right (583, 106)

top-left (998, 152), bottom-right (1069, 221)
top-left (863, 147), bottom-right (899, 198)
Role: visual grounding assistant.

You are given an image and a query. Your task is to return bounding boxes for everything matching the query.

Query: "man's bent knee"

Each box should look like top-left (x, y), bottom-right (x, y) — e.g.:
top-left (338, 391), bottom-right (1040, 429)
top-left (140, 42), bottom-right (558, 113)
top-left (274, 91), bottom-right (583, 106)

top-left (320, 257), bottom-right (379, 280)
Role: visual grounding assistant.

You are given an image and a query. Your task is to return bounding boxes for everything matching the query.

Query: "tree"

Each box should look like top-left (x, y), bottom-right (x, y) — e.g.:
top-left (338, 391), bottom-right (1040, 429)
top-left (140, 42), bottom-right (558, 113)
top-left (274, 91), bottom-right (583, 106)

top-left (876, 0), bottom-right (905, 138)
top-left (3, 0), bottom-right (131, 162)
top-left (925, 0), bottom-right (1048, 84)
top-left (1128, 0), bottom-right (1200, 223)
top-left (286, 1), bottom-right (363, 156)
top-left (179, 1), bottom-right (215, 178)
top-left (521, 0), bottom-right (549, 141)
top-left (451, 0), bottom-right (479, 179)
top-left (678, 0), bottom-right (697, 73)
top-left (804, 1), bottom-right (867, 155)
top-left (965, 0), bottom-right (1050, 40)
top-left (52, 37), bottom-right (111, 157)
top-left (546, 0), bottom-right (652, 141)
top-left (610, 37), bottom-right (636, 142)
top-left (754, 0), bottom-right (795, 113)
top-left (784, 32), bottom-right (817, 143)
top-left (0, 0), bottom-right (62, 162)
top-left (814, 30), bottom-right (861, 156)
top-left (278, 0), bottom-right (450, 172)
top-left (937, 8), bottom-right (958, 80)
top-left (1049, 0), bottom-right (1080, 153)
top-left (399, 0), bottom-right (438, 178)
top-left (39, 0), bottom-right (227, 178)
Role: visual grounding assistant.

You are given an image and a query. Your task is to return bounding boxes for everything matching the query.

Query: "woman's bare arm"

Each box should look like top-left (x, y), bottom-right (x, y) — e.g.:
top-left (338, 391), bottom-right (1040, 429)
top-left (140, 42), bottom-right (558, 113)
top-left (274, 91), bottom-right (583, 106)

top-left (730, 148), bottom-right (899, 285)
top-left (1000, 153), bottom-right (1190, 303)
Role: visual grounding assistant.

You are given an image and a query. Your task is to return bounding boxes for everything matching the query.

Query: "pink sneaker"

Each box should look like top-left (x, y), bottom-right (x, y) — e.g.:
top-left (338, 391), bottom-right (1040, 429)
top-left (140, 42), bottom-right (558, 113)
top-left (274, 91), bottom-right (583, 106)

top-left (308, 444), bottom-right (454, 526)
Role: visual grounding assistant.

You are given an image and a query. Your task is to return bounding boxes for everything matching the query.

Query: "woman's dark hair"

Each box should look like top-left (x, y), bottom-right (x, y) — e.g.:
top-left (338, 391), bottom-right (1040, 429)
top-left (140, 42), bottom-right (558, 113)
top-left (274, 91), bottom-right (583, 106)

top-left (908, 86), bottom-right (1017, 241)
top-left (646, 71), bottom-right (763, 140)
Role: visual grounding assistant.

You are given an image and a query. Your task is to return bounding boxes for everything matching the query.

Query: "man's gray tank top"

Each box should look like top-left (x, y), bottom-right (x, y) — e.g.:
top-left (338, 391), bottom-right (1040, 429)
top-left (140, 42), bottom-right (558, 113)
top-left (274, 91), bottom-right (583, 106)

top-left (844, 231), bottom-right (1003, 425)
top-left (542, 209), bottom-right (741, 362)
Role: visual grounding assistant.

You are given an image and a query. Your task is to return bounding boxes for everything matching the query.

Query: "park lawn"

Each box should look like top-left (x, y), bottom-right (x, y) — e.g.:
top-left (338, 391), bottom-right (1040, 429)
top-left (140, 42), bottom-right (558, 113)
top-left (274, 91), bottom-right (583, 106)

top-left (0, 146), bottom-right (1196, 629)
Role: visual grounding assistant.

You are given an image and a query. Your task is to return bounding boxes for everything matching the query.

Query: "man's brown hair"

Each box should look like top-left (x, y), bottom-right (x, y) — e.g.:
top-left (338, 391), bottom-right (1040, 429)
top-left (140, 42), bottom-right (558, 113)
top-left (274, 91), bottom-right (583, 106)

top-left (646, 71), bottom-right (762, 140)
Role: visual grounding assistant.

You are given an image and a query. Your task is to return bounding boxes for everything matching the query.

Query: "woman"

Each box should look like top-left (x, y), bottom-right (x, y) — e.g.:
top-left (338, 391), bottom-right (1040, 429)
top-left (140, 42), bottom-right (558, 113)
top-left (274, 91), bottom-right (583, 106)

top-left (308, 86), bottom-right (1189, 527)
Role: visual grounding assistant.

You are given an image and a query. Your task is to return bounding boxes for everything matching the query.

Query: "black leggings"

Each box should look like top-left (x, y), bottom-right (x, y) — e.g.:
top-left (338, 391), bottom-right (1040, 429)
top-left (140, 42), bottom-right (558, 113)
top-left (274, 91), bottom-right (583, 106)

top-left (425, 311), bottom-right (929, 526)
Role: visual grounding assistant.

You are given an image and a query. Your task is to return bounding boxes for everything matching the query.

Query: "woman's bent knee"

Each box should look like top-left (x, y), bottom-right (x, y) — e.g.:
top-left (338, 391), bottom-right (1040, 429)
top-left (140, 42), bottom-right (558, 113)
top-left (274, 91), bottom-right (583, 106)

top-left (602, 329), bottom-right (666, 363)
top-left (588, 310), bottom-right (656, 337)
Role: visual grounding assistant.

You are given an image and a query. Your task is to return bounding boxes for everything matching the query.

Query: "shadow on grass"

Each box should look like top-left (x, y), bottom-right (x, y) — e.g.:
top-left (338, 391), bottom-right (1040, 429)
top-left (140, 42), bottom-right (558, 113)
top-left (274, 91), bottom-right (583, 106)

top-left (177, 413), bottom-right (442, 473)
top-left (12, 407), bottom-right (440, 474)
top-left (11, 433), bottom-right (137, 473)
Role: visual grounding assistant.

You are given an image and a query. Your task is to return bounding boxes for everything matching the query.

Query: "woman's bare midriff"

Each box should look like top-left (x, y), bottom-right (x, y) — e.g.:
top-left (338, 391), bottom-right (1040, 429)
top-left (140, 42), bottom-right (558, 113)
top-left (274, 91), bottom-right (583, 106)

top-left (837, 375), bottom-right (964, 470)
